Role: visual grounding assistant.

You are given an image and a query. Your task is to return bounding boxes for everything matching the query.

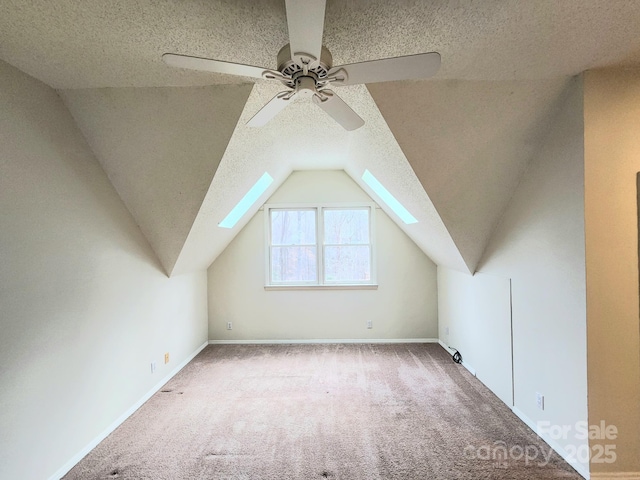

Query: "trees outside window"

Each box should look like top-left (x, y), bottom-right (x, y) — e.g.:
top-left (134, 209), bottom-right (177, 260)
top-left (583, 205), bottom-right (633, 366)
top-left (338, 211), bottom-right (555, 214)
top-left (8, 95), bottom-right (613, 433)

top-left (266, 204), bottom-right (374, 286)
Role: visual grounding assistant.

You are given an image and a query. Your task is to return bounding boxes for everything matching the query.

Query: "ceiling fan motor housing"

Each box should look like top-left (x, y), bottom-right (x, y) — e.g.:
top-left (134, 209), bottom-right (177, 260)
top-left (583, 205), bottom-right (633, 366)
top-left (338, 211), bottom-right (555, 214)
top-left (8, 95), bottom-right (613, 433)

top-left (277, 44), bottom-right (333, 81)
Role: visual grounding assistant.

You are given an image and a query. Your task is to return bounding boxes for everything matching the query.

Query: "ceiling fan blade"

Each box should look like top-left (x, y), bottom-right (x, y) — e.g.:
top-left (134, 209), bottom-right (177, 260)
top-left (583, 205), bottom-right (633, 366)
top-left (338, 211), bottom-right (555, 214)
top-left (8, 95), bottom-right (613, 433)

top-left (246, 91), bottom-right (297, 127)
top-left (329, 52), bottom-right (441, 86)
top-left (285, 0), bottom-right (326, 66)
top-left (312, 90), bottom-right (364, 131)
top-left (162, 53), bottom-right (274, 79)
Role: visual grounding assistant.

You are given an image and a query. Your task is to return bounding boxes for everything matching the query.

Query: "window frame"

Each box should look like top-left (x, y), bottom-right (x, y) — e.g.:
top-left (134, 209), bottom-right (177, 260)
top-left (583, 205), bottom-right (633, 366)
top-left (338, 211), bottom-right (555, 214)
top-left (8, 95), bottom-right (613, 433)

top-left (264, 202), bottom-right (377, 289)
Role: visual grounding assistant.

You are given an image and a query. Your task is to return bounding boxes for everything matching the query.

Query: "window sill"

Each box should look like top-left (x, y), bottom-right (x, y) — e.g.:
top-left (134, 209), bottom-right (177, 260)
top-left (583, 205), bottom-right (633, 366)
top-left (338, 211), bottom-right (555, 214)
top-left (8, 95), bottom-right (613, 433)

top-left (264, 284), bottom-right (378, 291)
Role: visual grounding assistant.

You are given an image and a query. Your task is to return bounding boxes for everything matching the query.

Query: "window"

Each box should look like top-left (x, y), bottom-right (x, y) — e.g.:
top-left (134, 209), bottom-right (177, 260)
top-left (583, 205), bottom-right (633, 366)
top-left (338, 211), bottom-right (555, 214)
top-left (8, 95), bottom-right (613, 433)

top-left (266, 204), bottom-right (376, 288)
top-left (323, 208), bottom-right (371, 283)
top-left (219, 172), bottom-right (273, 228)
top-left (361, 170), bottom-right (417, 224)
top-left (269, 208), bottom-right (318, 284)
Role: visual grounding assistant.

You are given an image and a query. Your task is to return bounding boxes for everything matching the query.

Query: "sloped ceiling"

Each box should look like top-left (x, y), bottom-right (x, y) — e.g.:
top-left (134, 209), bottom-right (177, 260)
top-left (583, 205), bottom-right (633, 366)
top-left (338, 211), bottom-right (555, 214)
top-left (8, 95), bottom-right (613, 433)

top-left (2, 1), bottom-right (640, 275)
top-left (368, 78), bottom-right (571, 272)
top-left (60, 86), bottom-right (252, 274)
top-left (172, 83), bottom-right (468, 275)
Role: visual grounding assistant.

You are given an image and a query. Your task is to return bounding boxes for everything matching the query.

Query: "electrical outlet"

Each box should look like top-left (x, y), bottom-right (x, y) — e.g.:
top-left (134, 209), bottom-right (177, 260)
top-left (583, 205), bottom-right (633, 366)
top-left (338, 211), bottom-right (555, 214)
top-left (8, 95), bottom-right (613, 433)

top-left (445, 327), bottom-right (450, 335)
top-left (366, 319), bottom-right (373, 329)
top-left (150, 361), bottom-right (156, 373)
top-left (227, 322), bottom-right (232, 330)
top-left (536, 392), bottom-right (544, 410)
top-left (164, 352), bottom-right (169, 364)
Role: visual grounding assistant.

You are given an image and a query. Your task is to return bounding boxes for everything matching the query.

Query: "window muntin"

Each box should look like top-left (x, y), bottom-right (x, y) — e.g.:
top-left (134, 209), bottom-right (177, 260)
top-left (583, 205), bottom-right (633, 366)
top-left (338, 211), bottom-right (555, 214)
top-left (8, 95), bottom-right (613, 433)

top-left (266, 204), bottom-right (374, 287)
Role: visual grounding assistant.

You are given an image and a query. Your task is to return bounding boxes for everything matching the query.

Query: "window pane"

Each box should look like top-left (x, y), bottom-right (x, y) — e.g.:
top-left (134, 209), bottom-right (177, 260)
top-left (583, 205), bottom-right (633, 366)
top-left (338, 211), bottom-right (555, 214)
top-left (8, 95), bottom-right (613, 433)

top-left (271, 246), bottom-right (317, 283)
top-left (323, 209), bottom-right (369, 245)
top-left (271, 210), bottom-right (316, 245)
top-left (324, 246), bottom-right (370, 282)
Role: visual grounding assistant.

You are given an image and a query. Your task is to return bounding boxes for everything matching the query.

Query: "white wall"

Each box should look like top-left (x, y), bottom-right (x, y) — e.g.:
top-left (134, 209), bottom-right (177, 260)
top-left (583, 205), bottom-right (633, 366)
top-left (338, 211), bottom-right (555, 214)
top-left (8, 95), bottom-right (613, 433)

top-left (437, 269), bottom-right (512, 405)
top-left (584, 68), bottom-right (640, 476)
top-left (208, 170), bottom-right (438, 341)
top-left (0, 60), bottom-right (208, 480)
top-left (437, 78), bottom-right (588, 475)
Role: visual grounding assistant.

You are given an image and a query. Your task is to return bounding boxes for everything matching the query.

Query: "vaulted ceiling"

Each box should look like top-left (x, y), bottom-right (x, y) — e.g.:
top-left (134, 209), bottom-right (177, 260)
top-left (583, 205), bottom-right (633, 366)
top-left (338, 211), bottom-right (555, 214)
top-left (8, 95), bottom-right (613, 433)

top-left (2, 1), bottom-right (640, 276)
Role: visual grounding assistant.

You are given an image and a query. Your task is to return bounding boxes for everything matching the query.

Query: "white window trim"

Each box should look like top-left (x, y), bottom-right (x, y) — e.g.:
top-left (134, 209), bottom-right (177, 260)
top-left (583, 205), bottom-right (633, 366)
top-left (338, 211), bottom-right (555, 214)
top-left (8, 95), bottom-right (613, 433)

top-left (264, 202), bottom-right (378, 290)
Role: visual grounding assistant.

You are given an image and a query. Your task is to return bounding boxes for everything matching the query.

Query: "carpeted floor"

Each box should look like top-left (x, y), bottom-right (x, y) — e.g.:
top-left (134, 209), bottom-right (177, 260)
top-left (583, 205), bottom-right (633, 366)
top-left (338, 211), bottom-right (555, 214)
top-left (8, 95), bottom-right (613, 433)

top-left (64, 343), bottom-right (582, 479)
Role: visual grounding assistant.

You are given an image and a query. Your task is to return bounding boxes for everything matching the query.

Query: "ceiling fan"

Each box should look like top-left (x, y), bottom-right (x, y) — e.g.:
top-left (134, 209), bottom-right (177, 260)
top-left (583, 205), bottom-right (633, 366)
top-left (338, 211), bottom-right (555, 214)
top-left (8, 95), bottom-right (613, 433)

top-left (162, 0), bottom-right (440, 131)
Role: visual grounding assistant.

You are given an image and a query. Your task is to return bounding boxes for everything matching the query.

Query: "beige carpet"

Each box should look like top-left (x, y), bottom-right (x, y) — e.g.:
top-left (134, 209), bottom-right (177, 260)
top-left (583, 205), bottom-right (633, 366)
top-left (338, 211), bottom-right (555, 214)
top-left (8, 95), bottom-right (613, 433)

top-left (64, 344), bottom-right (582, 479)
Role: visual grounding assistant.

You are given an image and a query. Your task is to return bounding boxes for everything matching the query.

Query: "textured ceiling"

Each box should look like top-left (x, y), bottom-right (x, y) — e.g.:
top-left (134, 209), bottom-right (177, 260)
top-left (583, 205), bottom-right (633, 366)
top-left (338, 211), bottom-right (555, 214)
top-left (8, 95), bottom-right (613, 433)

top-left (3, 0), bottom-right (640, 275)
top-left (1, 1), bottom-right (640, 88)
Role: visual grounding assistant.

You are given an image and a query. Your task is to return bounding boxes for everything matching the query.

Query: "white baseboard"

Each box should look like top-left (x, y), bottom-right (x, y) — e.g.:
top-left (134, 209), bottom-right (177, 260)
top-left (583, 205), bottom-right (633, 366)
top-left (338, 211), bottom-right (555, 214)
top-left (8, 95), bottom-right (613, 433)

top-left (208, 338), bottom-right (439, 345)
top-left (590, 474), bottom-right (640, 479)
top-left (437, 340), bottom-right (477, 376)
top-left (48, 341), bottom-right (208, 480)
top-left (511, 406), bottom-right (590, 479)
